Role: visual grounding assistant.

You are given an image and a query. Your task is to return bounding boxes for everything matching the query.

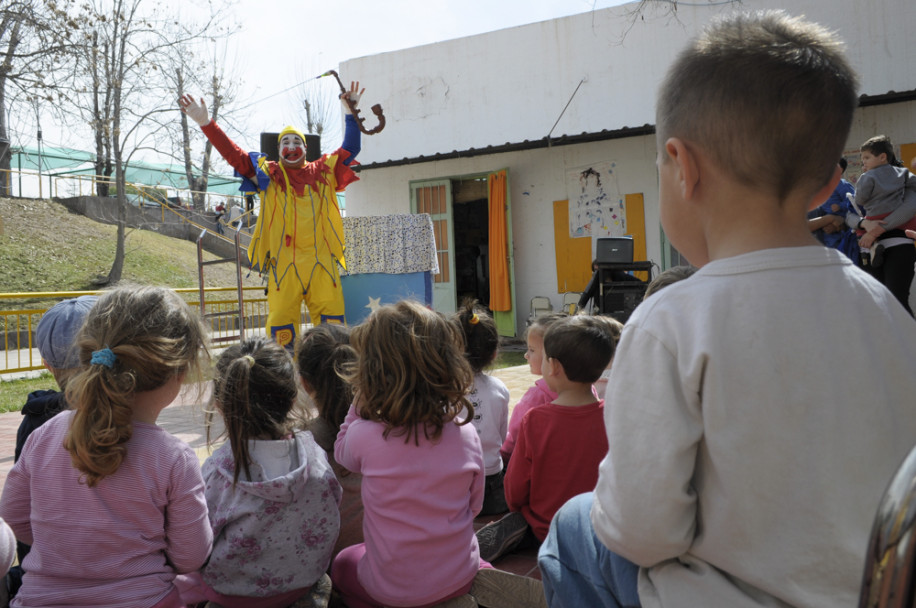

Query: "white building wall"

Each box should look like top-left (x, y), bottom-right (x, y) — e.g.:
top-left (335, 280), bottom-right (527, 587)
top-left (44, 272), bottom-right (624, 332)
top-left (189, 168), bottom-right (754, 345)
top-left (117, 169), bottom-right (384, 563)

top-left (339, 0), bottom-right (916, 334)
top-left (342, 0), bottom-right (915, 166)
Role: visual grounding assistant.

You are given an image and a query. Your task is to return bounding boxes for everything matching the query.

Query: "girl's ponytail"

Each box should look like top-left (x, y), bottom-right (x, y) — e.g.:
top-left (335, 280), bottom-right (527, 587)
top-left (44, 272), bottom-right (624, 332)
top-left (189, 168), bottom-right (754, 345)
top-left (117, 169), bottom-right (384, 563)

top-left (210, 337), bottom-right (299, 484)
top-left (455, 299), bottom-right (499, 374)
top-left (296, 324), bottom-right (356, 431)
top-left (64, 285), bottom-right (209, 487)
top-left (64, 350), bottom-right (135, 487)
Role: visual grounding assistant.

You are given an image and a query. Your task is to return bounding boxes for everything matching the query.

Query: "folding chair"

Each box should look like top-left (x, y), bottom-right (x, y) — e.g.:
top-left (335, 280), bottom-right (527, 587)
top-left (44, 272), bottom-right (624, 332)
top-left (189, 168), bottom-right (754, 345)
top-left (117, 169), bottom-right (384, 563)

top-left (562, 292), bottom-right (581, 315)
top-left (527, 296), bottom-right (553, 326)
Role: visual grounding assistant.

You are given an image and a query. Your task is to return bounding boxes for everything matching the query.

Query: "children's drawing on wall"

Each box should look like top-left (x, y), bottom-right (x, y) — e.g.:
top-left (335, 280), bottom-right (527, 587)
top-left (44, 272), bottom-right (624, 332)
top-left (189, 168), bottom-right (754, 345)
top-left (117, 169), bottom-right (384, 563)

top-left (566, 161), bottom-right (627, 238)
top-left (843, 149), bottom-right (864, 186)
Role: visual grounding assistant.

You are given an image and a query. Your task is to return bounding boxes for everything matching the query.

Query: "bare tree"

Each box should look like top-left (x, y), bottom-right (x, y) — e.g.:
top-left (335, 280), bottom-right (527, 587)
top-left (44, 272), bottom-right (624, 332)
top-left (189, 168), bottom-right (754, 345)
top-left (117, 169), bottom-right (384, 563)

top-left (60, 0), bottom-right (234, 284)
top-left (299, 70), bottom-right (341, 154)
top-left (0, 0), bottom-right (80, 195)
top-left (172, 42), bottom-right (241, 211)
top-left (613, 0), bottom-right (743, 42)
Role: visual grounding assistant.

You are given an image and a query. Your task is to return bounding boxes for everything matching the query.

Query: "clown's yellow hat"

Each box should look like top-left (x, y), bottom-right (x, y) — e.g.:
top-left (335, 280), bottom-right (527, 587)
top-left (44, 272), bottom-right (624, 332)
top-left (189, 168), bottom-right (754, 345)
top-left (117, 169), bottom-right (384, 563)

top-left (278, 126), bottom-right (306, 144)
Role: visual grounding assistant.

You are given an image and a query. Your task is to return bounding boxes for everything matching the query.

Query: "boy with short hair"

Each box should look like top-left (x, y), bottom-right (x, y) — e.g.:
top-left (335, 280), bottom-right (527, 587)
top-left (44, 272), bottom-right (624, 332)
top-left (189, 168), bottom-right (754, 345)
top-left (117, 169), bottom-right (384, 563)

top-left (477, 315), bottom-right (614, 562)
top-left (538, 11), bottom-right (916, 608)
top-left (845, 134), bottom-right (916, 314)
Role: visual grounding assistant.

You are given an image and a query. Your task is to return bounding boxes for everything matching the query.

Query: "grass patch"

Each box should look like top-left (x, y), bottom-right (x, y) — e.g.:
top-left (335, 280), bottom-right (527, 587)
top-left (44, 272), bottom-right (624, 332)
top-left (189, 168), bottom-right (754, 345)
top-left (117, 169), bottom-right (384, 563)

top-left (0, 373), bottom-right (56, 413)
top-left (493, 350), bottom-right (527, 369)
top-left (0, 198), bottom-right (260, 313)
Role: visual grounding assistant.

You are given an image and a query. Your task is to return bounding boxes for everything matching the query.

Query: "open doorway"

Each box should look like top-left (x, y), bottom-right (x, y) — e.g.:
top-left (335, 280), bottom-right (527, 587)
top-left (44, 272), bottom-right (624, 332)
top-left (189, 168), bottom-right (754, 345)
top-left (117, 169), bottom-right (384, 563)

top-left (452, 177), bottom-right (490, 310)
top-left (411, 171), bottom-right (515, 335)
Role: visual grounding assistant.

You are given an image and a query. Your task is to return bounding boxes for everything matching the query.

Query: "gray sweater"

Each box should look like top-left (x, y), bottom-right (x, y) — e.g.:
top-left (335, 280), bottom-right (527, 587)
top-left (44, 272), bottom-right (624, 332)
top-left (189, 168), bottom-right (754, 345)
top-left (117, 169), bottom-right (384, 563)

top-left (846, 164), bottom-right (916, 230)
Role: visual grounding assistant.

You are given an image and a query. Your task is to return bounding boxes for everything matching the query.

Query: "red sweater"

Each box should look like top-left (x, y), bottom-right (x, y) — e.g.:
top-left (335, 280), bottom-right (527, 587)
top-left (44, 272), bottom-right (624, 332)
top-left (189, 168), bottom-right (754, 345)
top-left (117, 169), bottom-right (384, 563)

top-left (504, 401), bottom-right (608, 540)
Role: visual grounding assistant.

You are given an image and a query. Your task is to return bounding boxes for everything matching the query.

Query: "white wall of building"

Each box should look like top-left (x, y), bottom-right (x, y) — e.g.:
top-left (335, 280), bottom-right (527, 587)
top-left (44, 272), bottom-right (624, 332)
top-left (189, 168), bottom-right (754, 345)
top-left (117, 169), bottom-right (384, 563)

top-left (339, 0), bottom-right (916, 334)
top-left (342, 0), bottom-right (915, 166)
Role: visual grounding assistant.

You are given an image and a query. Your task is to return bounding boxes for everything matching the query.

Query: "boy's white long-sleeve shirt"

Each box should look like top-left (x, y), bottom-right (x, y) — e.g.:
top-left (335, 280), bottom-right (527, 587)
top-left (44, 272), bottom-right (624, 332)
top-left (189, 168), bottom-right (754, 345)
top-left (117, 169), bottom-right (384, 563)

top-left (592, 246), bottom-right (916, 608)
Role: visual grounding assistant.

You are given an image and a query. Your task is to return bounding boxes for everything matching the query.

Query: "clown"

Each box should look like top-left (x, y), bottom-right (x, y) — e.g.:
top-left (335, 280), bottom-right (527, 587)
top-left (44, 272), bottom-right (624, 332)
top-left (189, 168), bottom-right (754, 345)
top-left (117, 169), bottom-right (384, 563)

top-left (179, 83), bottom-right (363, 347)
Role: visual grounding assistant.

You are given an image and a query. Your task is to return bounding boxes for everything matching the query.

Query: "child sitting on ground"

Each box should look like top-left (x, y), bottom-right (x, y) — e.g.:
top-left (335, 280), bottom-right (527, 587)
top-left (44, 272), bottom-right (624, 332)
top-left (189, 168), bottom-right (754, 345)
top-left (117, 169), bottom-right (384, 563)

top-left (192, 336), bottom-right (341, 608)
top-left (538, 12), bottom-right (916, 608)
top-left (297, 323), bottom-right (363, 559)
top-left (500, 313), bottom-right (565, 466)
top-left (9, 295), bottom-right (98, 598)
top-left (0, 284), bottom-right (213, 608)
top-left (589, 315), bottom-right (623, 402)
top-left (16, 295), bottom-right (97, 462)
top-left (477, 315), bottom-right (615, 563)
top-left (333, 300), bottom-right (546, 608)
top-left (456, 300), bottom-right (511, 515)
top-left (846, 134), bottom-right (916, 314)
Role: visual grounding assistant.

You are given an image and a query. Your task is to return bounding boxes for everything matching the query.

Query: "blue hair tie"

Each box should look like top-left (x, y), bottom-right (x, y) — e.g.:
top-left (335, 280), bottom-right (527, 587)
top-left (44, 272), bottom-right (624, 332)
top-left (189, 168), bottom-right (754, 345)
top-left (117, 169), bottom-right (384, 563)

top-left (90, 347), bottom-right (116, 369)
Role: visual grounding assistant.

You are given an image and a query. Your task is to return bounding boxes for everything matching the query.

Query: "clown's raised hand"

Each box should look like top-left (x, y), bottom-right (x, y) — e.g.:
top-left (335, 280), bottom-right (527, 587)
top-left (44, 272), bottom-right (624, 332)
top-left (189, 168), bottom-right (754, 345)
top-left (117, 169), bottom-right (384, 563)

top-left (340, 81), bottom-right (365, 115)
top-left (178, 94), bottom-right (210, 127)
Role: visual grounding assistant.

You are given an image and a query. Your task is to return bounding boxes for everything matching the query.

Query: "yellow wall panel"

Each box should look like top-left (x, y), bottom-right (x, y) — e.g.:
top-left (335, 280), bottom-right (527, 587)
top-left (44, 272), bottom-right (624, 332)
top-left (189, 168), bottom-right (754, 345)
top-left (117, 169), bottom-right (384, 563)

top-left (625, 193), bottom-right (648, 281)
top-left (901, 143), bottom-right (916, 172)
top-left (553, 200), bottom-right (592, 293)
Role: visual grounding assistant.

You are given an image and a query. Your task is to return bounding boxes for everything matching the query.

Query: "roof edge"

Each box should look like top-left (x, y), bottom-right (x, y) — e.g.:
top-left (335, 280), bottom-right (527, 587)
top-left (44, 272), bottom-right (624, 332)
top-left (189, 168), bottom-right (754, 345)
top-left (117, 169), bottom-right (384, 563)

top-left (354, 124), bottom-right (656, 172)
top-left (354, 89), bottom-right (916, 172)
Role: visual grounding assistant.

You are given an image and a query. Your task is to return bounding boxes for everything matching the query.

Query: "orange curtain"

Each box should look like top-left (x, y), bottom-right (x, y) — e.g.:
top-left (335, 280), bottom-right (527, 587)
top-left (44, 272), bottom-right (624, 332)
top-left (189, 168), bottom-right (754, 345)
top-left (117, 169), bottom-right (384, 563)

top-left (488, 170), bottom-right (511, 311)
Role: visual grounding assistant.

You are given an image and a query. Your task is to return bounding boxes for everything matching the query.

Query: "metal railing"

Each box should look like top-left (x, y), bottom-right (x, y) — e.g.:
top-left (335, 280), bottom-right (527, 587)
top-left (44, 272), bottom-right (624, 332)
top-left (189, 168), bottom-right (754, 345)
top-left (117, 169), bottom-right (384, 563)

top-left (0, 287), bottom-right (269, 374)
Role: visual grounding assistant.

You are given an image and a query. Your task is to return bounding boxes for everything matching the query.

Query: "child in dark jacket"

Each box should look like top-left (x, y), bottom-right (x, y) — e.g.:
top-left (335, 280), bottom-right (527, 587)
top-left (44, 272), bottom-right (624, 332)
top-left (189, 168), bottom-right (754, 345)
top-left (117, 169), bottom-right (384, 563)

top-left (10, 296), bottom-right (97, 597)
top-left (16, 296), bottom-right (98, 462)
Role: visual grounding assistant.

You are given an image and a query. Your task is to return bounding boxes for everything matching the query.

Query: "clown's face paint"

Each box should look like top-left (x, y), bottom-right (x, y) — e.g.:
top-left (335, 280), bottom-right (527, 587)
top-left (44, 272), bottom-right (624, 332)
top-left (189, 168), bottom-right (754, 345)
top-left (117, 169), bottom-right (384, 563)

top-left (280, 134), bottom-right (305, 165)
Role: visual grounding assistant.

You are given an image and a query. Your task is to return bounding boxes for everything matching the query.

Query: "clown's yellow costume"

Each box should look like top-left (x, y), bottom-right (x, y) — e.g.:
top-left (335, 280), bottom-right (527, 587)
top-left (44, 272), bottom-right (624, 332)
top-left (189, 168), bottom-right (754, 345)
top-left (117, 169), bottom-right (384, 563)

top-left (198, 119), bottom-right (361, 347)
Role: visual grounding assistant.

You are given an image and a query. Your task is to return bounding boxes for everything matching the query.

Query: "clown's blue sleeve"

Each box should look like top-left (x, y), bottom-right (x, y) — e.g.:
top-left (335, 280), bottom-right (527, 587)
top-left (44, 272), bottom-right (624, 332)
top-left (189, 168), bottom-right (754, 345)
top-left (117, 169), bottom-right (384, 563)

top-left (341, 115), bottom-right (360, 166)
top-left (238, 152), bottom-right (270, 194)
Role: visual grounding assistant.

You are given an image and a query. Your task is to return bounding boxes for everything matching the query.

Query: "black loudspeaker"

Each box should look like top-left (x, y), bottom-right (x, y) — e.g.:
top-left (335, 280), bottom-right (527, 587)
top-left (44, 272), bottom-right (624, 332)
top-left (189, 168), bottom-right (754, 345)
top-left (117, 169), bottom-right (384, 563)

top-left (260, 132), bottom-right (322, 163)
top-left (599, 285), bottom-right (647, 322)
top-left (596, 237), bottom-right (635, 264)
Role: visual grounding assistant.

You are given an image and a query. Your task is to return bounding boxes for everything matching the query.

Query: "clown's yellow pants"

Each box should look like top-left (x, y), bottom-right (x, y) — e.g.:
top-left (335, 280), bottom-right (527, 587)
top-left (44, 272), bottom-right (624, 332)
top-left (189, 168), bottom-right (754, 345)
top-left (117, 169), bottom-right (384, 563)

top-left (266, 266), bottom-right (345, 348)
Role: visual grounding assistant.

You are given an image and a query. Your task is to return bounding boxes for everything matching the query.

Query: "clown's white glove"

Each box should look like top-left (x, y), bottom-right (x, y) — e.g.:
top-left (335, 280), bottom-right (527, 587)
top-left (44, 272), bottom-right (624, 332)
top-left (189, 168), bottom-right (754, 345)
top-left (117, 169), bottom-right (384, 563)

top-left (178, 94), bottom-right (210, 127)
top-left (340, 81), bottom-right (365, 115)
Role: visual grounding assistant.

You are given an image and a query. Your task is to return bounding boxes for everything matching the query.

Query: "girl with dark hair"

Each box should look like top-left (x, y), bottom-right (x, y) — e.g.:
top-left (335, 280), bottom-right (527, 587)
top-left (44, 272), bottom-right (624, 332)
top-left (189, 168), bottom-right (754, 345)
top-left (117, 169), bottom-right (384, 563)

top-left (455, 300), bottom-right (511, 515)
top-left (195, 336), bottom-right (341, 607)
top-left (297, 324), bottom-right (363, 558)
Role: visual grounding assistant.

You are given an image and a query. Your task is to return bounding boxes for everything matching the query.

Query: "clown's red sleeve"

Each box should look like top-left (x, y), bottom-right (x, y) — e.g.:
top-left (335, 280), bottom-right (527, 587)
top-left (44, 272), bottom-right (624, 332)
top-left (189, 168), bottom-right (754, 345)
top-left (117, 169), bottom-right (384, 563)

top-left (201, 121), bottom-right (257, 180)
top-left (333, 149), bottom-right (360, 191)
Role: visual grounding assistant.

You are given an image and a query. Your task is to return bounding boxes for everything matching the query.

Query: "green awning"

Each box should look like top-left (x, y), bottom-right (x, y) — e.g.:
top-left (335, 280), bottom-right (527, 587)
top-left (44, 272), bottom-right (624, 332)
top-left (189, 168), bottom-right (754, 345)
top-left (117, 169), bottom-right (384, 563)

top-left (11, 145), bottom-right (242, 195)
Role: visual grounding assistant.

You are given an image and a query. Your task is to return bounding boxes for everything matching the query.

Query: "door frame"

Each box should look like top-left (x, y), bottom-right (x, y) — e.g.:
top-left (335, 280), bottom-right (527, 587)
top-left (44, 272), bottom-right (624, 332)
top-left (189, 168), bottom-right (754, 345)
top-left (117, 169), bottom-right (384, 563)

top-left (410, 171), bottom-right (517, 335)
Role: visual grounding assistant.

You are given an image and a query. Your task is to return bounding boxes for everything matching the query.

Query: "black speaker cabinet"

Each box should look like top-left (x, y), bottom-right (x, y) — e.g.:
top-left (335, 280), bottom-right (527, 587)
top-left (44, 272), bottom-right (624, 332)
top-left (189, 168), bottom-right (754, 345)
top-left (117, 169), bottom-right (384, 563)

top-left (260, 132), bottom-right (322, 163)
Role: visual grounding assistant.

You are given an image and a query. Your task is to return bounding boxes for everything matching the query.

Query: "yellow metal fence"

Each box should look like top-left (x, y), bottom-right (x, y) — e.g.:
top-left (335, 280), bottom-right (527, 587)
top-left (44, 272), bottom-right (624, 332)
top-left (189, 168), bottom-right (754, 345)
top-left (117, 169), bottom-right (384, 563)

top-left (0, 287), bottom-right (269, 374)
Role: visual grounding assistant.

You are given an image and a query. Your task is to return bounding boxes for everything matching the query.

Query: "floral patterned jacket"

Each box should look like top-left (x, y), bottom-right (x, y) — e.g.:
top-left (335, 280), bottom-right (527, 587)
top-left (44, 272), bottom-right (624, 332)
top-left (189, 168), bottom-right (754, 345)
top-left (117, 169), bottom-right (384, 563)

top-left (201, 431), bottom-right (342, 597)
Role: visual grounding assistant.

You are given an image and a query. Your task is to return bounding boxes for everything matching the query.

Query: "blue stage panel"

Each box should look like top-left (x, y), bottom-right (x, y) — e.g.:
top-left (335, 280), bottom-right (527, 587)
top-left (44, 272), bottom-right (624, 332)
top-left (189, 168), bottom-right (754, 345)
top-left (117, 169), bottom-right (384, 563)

top-left (341, 271), bottom-right (433, 325)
